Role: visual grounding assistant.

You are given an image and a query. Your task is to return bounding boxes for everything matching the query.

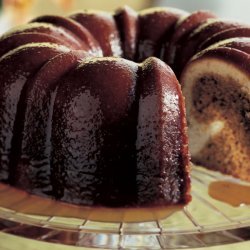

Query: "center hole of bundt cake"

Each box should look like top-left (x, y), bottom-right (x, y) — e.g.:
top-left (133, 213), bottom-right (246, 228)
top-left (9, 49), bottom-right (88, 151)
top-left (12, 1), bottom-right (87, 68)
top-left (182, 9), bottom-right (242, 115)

top-left (190, 74), bottom-right (250, 176)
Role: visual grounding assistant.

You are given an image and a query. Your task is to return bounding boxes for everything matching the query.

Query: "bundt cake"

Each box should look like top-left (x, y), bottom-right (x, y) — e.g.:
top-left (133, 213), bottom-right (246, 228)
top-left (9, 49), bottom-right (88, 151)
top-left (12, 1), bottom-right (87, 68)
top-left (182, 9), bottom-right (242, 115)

top-left (0, 5), bottom-right (250, 208)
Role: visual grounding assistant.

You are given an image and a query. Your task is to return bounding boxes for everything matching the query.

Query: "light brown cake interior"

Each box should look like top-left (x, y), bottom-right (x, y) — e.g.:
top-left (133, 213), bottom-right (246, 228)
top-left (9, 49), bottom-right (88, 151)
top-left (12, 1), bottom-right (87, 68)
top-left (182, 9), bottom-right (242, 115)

top-left (182, 57), bottom-right (250, 181)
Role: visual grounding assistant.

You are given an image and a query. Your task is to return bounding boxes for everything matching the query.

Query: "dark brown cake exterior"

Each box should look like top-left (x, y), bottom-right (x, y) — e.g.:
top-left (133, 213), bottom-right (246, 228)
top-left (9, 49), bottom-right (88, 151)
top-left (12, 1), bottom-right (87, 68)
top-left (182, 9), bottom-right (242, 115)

top-left (135, 7), bottom-right (187, 62)
top-left (70, 10), bottom-right (122, 56)
top-left (0, 43), bottom-right (69, 181)
top-left (51, 58), bottom-right (139, 206)
top-left (0, 6), bottom-right (193, 208)
top-left (176, 19), bottom-right (249, 74)
top-left (114, 6), bottom-right (138, 60)
top-left (164, 10), bottom-right (217, 75)
top-left (136, 58), bottom-right (190, 206)
top-left (9, 51), bottom-right (86, 195)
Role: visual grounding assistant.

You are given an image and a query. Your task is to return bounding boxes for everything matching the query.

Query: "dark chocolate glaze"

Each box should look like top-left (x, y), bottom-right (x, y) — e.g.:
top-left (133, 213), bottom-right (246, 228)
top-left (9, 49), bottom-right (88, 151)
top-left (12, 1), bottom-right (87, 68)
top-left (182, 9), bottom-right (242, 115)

top-left (31, 15), bottom-right (102, 55)
top-left (206, 37), bottom-right (250, 55)
top-left (0, 7), bottom-right (194, 208)
top-left (198, 27), bottom-right (250, 51)
top-left (136, 58), bottom-right (190, 205)
top-left (177, 19), bottom-right (248, 76)
top-left (0, 43), bottom-right (68, 181)
top-left (1, 22), bottom-right (82, 49)
top-left (0, 32), bottom-right (67, 58)
top-left (164, 11), bottom-right (216, 73)
top-left (9, 51), bottom-right (86, 196)
top-left (51, 58), bottom-right (139, 206)
top-left (135, 8), bottom-right (187, 62)
top-left (189, 45), bottom-right (250, 74)
top-left (70, 11), bottom-right (122, 57)
top-left (114, 6), bottom-right (138, 60)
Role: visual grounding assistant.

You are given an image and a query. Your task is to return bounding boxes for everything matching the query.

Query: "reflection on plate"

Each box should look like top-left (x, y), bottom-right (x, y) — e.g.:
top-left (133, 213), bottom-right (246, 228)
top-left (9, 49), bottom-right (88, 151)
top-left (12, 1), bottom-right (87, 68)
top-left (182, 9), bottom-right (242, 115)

top-left (0, 183), bottom-right (183, 222)
top-left (0, 165), bottom-right (249, 249)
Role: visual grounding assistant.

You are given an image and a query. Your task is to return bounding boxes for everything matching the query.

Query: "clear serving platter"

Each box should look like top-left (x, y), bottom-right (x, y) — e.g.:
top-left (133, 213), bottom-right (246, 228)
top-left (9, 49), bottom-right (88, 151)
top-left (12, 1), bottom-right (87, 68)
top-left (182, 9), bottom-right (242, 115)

top-left (0, 165), bottom-right (249, 249)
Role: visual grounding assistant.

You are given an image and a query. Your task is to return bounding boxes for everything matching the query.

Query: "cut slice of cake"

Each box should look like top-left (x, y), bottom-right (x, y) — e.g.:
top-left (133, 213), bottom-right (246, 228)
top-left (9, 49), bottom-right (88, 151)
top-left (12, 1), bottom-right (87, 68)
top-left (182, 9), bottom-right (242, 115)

top-left (181, 46), bottom-right (250, 181)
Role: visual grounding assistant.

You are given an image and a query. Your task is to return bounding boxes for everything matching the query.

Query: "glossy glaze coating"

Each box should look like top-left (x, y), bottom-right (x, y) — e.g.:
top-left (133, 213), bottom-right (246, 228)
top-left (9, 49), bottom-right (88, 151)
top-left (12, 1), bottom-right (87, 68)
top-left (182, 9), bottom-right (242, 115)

top-left (190, 46), bottom-right (250, 74)
top-left (114, 6), bottom-right (138, 60)
top-left (164, 11), bottom-right (216, 74)
top-left (0, 43), bottom-right (69, 181)
top-left (178, 19), bottom-right (247, 74)
top-left (31, 15), bottom-right (102, 55)
top-left (70, 11), bottom-right (122, 57)
top-left (9, 51), bottom-right (86, 195)
top-left (198, 27), bottom-right (250, 51)
top-left (2, 22), bottom-right (84, 49)
top-left (51, 58), bottom-right (139, 206)
top-left (136, 58), bottom-right (190, 205)
top-left (0, 33), bottom-right (67, 58)
top-left (136, 7), bottom-right (187, 62)
top-left (204, 37), bottom-right (250, 55)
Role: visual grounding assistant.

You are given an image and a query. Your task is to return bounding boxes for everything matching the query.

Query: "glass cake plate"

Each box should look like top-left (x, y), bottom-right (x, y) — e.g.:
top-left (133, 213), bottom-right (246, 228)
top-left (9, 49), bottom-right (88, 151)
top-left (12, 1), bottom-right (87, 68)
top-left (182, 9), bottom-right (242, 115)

top-left (0, 165), bottom-right (249, 249)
